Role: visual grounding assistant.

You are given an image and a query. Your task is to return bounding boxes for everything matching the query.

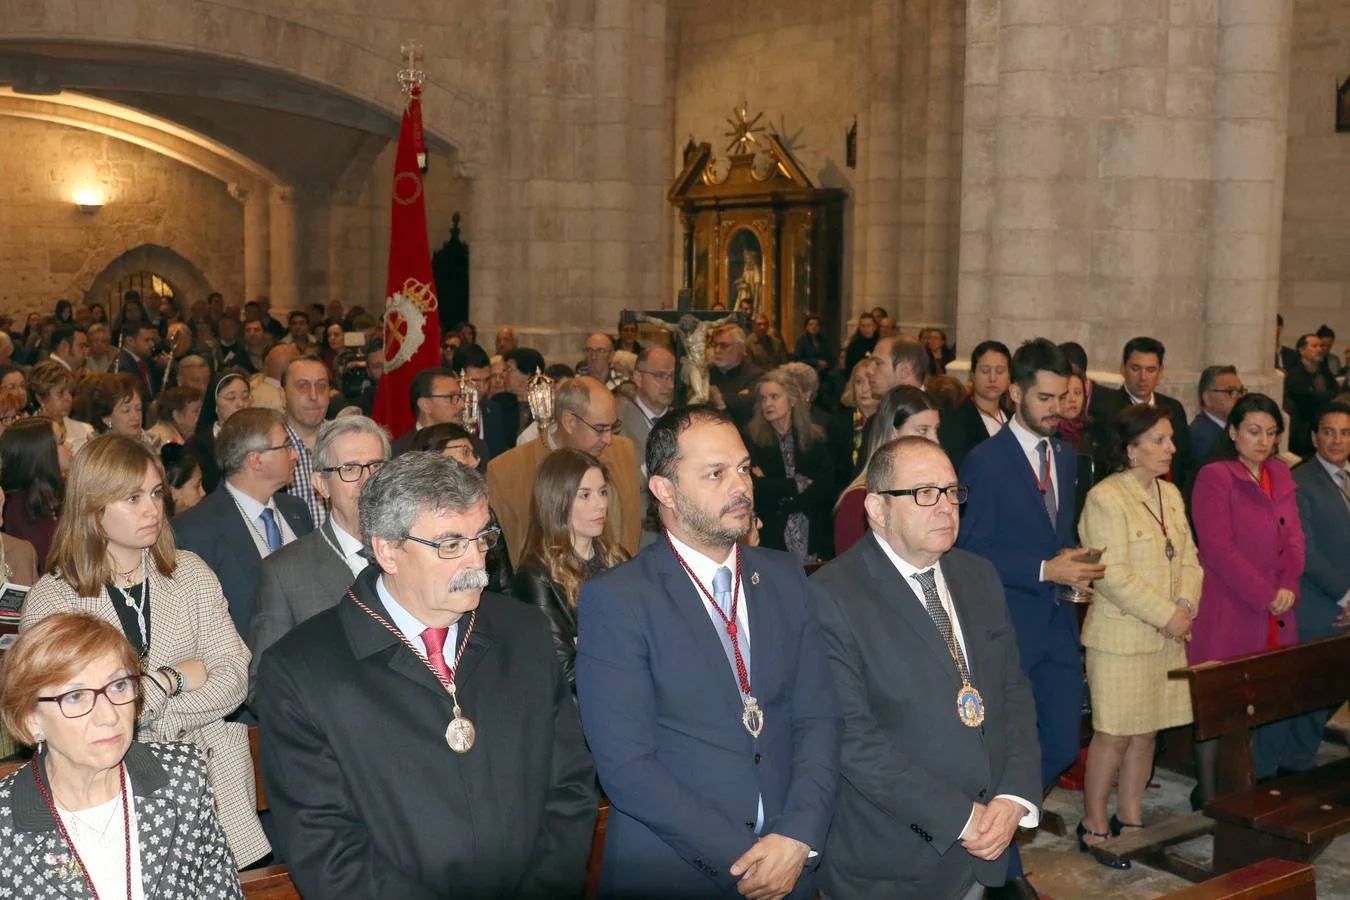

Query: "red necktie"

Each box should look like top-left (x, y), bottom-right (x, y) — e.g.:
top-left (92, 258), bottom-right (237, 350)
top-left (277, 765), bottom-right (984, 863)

top-left (420, 627), bottom-right (453, 682)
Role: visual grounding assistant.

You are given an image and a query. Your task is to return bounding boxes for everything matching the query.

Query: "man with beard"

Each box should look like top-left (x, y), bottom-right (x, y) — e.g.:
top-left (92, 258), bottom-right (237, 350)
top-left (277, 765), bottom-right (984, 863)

top-left (255, 451), bottom-right (597, 898)
top-left (956, 339), bottom-right (1105, 900)
top-left (576, 406), bottom-right (842, 899)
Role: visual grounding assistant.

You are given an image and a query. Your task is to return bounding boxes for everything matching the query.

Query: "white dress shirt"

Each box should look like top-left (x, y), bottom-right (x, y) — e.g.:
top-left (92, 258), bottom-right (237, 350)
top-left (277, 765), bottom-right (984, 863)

top-left (224, 482), bottom-right (298, 559)
top-left (377, 574), bottom-right (458, 660)
top-left (1008, 415), bottom-right (1059, 583)
top-left (1124, 389), bottom-right (1156, 407)
top-left (328, 519), bottom-right (369, 577)
top-left (873, 534), bottom-right (1040, 832)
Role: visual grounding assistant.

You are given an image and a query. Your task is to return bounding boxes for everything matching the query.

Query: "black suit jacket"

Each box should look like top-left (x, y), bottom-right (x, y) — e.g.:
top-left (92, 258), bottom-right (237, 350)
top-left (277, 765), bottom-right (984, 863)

top-left (940, 397), bottom-right (1003, 474)
top-left (710, 361), bottom-right (764, 427)
top-left (1284, 364), bottom-right (1337, 457)
top-left (481, 394), bottom-right (519, 461)
top-left (746, 430), bottom-right (836, 560)
top-left (1088, 387), bottom-right (1193, 487)
top-left (255, 566), bottom-right (597, 899)
top-left (173, 486), bottom-right (314, 636)
top-left (513, 560), bottom-right (577, 690)
top-left (811, 538), bottom-right (1041, 899)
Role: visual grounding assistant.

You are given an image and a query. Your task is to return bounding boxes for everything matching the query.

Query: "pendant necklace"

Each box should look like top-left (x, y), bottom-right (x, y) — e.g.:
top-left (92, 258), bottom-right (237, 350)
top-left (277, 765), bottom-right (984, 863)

top-left (1139, 480), bottom-right (1176, 562)
top-left (347, 589), bottom-right (478, 753)
top-left (935, 596), bottom-right (985, 728)
top-left (32, 761), bottom-right (133, 900)
top-left (120, 550), bottom-right (152, 652)
top-left (664, 531), bottom-right (764, 739)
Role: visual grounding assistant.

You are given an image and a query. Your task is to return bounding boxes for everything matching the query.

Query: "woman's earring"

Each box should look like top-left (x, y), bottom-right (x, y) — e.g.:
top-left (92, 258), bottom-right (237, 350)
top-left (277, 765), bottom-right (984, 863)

top-left (34, 733), bottom-right (45, 756)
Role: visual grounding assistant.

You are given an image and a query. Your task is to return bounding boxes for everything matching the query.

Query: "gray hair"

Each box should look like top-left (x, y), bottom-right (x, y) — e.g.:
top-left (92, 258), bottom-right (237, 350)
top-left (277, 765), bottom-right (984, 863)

top-left (178, 354), bottom-right (209, 371)
top-left (554, 376), bottom-right (601, 421)
top-left (713, 324), bottom-right (746, 345)
top-left (216, 407), bottom-right (285, 475)
top-left (359, 451), bottom-right (488, 558)
top-left (1197, 364), bottom-right (1238, 402)
top-left (314, 415), bottom-right (392, 470)
top-left (779, 361), bottom-right (819, 403)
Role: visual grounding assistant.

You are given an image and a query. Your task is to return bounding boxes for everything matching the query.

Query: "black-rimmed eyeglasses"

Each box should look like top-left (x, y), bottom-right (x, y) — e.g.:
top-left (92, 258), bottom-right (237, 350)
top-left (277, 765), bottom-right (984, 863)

top-left (571, 415), bottom-right (623, 436)
top-left (1204, 386), bottom-right (1248, 398)
top-left (319, 460), bottom-right (387, 482)
top-left (37, 676), bottom-right (141, 719)
top-left (404, 525), bottom-right (502, 559)
top-left (875, 484), bottom-right (969, 506)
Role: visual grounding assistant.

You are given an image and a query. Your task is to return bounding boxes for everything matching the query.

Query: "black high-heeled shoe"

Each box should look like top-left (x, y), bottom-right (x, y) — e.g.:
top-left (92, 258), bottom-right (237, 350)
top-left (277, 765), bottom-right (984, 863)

top-left (1077, 821), bottom-right (1131, 870)
top-left (1110, 814), bottom-right (1144, 836)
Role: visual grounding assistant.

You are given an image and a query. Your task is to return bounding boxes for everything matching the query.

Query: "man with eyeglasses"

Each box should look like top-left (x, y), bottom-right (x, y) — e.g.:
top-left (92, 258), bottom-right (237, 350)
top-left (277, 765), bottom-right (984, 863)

top-left (708, 324), bottom-right (765, 427)
top-left (489, 375), bottom-right (643, 562)
top-left (812, 436), bottom-right (1040, 900)
top-left (619, 346), bottom-right (677, 534)
top-left (248, 415), bottom-right (391, 704)
top-left (391, 366), bottom-right (474, 458)
top-left (956, 339), bottom-right (1104, 900)
top-left (174, 407), bottom-right (315, 637)
top-left (577, 331), bottom-right (627, 392)
top-left (255, 451), bottom-right (598, 898)
top-left (1192, 365), bottom-right (1246, 461)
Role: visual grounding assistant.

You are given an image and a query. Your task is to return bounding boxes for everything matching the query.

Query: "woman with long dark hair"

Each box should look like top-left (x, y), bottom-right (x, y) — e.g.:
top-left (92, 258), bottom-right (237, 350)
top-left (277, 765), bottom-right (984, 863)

top-left (834, 385), bottom-right (941, 554)
top-left (514, 448), bottom-right (629, 689)
top-left (1189, 392), bottom-right (1305, 803)
top-left (744, 367), bottom-right (835, 561)
top-left (161, 443), bottom-right (206, 516)
top-left (842, 313), bottom-right (879, 379)
top-left (53, 299), bottom-right (74, 326)
top-left (0, 416), bottom-right (69, 569)
top-left (183, 369), bottom-right (251, 493)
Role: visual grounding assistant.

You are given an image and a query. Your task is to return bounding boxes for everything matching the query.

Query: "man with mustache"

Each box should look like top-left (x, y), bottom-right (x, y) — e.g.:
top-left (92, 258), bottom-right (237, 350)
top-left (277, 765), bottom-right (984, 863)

top-left (255, 451), bottom-right (597, 897)
top-left (576, 406), bottom-right (842, 899)
top-left (956, 339), bottom-right (1105, 900)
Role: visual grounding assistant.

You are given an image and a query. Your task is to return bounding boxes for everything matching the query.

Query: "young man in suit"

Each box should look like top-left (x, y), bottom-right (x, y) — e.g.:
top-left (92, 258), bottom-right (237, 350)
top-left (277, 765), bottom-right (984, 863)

top-left (453, 344), bottom-right (516, 462)
top-left (390, 367), bottom-right (466, 456)
top-left (814, 436), bottom-right (1041, 900)
top-left (1191, 365), bottom-right (1245, 464)
top-left (1088, 337), bottom-right (1192, 486)
top-left (1289, 403), bottom-right (1350, 770)
top-left (173, 406), bottom-right (314, 636)
top-left (576, 406), bottom-right (842, 899)
top-left (255, 452), bottom-right (597, 897)
top-left (114, 320), bottom-right (161, 401)
top-left (957, 339), bottom-right (1105, 900)
top-left (248, 415), bottom-right (391, 702)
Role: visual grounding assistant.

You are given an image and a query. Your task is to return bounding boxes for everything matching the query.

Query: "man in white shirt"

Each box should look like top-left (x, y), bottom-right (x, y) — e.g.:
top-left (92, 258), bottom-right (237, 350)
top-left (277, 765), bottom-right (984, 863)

top-left (813, 436), bottom-right (1042, 900)
top-left (248, 415), bottom-right (392, 703)
top-left (48, 326), bottom-right (90, 372)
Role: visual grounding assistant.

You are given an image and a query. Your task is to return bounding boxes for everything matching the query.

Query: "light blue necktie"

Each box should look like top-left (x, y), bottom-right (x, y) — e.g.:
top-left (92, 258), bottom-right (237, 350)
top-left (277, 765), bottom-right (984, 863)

top-left (711, 566), bottom-right (750, 681)
top-left (259, 508), bottom-right (283, 552)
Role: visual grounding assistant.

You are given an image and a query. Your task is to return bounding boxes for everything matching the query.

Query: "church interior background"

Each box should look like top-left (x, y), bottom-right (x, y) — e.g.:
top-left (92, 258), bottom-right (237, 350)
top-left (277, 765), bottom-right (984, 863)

top-left (2, 0), bottom-right (1348, 414)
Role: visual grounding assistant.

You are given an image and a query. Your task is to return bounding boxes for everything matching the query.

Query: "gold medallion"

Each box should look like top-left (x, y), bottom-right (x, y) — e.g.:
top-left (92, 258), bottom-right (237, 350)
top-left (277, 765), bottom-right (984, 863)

top-left (957, 685), bottom-right (986, 728)
top-left (446, 715), bottom-right (476, 753)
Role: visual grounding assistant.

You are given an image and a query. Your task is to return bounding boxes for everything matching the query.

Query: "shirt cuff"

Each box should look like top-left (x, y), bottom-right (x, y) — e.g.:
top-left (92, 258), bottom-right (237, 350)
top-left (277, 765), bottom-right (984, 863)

top-left (994, 794), bottom-right (1040, 829)
top-left (1038, 561), bottom-right (1046, 582)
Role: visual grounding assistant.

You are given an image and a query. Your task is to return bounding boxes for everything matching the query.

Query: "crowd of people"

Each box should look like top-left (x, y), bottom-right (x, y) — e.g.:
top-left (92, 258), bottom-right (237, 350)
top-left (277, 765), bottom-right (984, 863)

top-left (0, 291), bottom-right (1347, 900)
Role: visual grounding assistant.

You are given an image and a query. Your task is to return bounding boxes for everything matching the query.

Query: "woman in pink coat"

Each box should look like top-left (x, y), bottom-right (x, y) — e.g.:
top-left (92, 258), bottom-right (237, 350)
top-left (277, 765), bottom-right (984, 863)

top-left (1189, 392), bottom-right (1306, 801)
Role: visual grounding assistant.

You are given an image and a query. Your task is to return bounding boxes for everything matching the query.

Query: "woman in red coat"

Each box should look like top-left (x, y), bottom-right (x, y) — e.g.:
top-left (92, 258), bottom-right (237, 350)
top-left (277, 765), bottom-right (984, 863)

top-left (1189, 392), bottom-right (1306, 801)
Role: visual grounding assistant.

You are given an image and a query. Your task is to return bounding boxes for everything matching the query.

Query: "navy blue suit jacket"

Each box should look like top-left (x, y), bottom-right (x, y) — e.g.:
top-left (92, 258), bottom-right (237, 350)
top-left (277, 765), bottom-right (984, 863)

top-left (576, 538), bottom-right (841, 898)
top-left (1292, 459), bottom-right (1350, 642)
top-left (173, 486), bottom-right (314, 637)
top-left (957, 425), bottom-right (1079, 661)
top-left (1189, 413), bottom-right (1225, 467)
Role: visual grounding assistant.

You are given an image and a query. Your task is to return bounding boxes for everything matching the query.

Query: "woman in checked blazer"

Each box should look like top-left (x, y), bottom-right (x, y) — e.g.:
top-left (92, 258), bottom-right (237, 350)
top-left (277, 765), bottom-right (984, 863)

top-left (20, 434), bottom-right (268, 868)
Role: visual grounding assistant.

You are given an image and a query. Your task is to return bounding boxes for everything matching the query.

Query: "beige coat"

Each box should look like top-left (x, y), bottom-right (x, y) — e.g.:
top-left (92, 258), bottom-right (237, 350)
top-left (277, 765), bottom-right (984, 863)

top-left (1079, 472), bottom-right (1203, 655)
top-left (488, 434), bottom-right (643, 564)
top-left (20, 551), bottom-right (268, 867)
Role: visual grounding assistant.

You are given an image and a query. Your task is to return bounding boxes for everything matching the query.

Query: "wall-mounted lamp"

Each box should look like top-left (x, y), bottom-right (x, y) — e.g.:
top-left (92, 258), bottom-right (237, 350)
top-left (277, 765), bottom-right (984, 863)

top-left (73, 188), bottom-right (104, 214)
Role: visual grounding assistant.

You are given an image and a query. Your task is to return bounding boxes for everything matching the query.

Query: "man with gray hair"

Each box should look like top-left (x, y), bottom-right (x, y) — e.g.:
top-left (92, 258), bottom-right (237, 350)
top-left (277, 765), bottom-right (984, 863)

top-left (174, 406), bottom-right (314, 634)
top-left (1192, 364), bottom-right (1245, 462)
top-left (248, 415), bottom-right (391, 701)
top-left (488, 374), bottom-right (642, 561)
top-left (709, 323), bottom-right (765, 426)
top-left (255, 452), bottom-right (598, 898)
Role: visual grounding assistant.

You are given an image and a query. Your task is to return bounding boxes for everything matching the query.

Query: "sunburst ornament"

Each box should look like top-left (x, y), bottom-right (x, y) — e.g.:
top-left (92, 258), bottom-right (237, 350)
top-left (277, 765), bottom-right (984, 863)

top-left (724, 102), bottom-right (766, 155)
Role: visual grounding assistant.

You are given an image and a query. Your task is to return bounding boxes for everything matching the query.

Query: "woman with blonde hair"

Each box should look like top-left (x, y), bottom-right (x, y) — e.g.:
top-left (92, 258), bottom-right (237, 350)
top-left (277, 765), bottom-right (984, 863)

top-left (744, 366), bottom-right (835, 561)
top-left (514, 448), bottom-right (628, 689)
top-left (20, 433), bottom-right (268, 867)
top-left (0, 613), bottom-right (243, 897)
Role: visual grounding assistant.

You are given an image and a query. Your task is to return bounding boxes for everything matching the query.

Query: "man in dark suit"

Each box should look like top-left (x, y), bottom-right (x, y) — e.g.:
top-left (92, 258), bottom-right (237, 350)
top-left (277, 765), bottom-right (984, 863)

top-left (1088, 336), bottom-right (1193, 487)
top-left (114, 320), bottom-right (161, 401)
top-left (174, 406), bottom-right (314, 636)
top-left (453, 344), bottom-right (516, 461)
top-left (1289, 403), bottom-right (1350, 770)
top-left (576, 406), bottom-right (842, 899)
top-left (940, 340), bottom-right (1012, 473)
top-left (1276, 314), bottom-right (1299, 371)
top-left (814, 436), bottom-right (1041, 900)
top-left (1285, 334), bottom-right (1338, 457)
top-left (708, 325), bottom-right (765, 426)
top-left (390, 367), bottom-right (466, 456)
top-left (255, 452), bottom-right (597, 898)
top-left (1191, 365), bottom-right (1245, 464)
top-left (248, 415), bottom-right (391, 701)
top-left (957, 339), bottom-right (1105, 900)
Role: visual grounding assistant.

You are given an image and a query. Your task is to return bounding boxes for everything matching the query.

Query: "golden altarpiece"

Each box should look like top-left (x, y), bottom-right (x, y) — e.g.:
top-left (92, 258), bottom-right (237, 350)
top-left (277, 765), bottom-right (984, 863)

top-left (668, 121), bottom-right (845, 346)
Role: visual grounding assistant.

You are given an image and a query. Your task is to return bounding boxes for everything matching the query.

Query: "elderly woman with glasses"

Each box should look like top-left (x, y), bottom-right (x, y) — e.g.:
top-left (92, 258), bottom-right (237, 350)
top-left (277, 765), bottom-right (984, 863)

top-left (20, 434), bottom-right (269, 867)
top-left (0, 612), bottom-right (243, 897)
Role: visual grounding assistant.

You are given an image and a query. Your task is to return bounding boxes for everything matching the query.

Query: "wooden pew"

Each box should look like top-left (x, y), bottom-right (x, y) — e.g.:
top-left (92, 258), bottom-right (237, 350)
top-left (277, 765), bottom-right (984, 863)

top-left (1159, 858), bottom-right (1315, 900)
top-left (1174, 633), bottom-right (1350, 874)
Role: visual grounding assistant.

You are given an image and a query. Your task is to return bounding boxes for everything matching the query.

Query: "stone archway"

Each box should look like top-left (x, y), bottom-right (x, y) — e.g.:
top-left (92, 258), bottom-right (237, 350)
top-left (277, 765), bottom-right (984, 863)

top-left (84, 245), bottom-right (214, 316)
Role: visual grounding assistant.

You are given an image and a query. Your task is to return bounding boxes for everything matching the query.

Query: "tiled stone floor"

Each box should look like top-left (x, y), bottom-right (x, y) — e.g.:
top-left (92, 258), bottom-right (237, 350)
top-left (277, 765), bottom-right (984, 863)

top-left (1017, 724), bottom-right (1350, 899)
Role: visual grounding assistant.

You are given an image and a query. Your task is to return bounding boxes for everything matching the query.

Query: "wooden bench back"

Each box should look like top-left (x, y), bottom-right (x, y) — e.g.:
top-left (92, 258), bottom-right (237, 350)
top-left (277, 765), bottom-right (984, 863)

top-left (1173, 633), bottom-right (1350, 741)
top-left (1159, 858), bottom-right (1315, 899)
top-left (239, 865), bottom-right (300, 900)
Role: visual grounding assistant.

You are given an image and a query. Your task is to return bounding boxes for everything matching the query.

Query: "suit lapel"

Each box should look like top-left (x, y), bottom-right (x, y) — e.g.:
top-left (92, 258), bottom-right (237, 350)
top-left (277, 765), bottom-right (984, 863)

top-left (860, 538), bottom-right (960, 687)
top-left (995, 427), bottom-right (1055, 533)
top-left (940, 555), bottom-right (984, 690)
top-left (1053, 436), bottom-right (1077, 539)
top-left (341, 572), bottom-right (461, 706)
top-left (739, 548), bottom-right (773, 692)
top-left (653, 540), bottom-right (747, 709)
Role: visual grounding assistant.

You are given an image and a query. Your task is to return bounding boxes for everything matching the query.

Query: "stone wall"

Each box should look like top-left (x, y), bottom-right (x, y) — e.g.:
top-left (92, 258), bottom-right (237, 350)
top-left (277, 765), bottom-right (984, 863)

top-left (0, 117), bottom-right (243, 316)
top-left (1280, 0), bottom-right (1350, 351)
top-left (671, 0), bottom-right (965, 335)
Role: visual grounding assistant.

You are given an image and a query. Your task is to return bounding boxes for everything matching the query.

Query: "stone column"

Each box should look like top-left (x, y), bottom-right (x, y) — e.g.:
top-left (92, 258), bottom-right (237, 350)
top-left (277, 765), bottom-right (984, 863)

top-left (858, 0), bottom-right (903, 320)
top-left (268, 187), bottom-right (299, 311)
top-left (592, 0), bottom-right (634, 328)
top-left (232, 182), bottom-right (271, 304)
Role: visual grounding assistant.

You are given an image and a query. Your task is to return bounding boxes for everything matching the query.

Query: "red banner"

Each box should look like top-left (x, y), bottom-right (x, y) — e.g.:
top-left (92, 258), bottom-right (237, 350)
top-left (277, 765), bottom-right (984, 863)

top-left (371, 93), bottom-right (440, 439)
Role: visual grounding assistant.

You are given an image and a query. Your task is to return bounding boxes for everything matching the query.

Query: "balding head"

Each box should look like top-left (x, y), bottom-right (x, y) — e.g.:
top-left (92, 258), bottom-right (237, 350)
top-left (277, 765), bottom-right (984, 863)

top-left (556, 375), bottom-right (619, 455)
top-left (265, 343), bottom-right (300, 380)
